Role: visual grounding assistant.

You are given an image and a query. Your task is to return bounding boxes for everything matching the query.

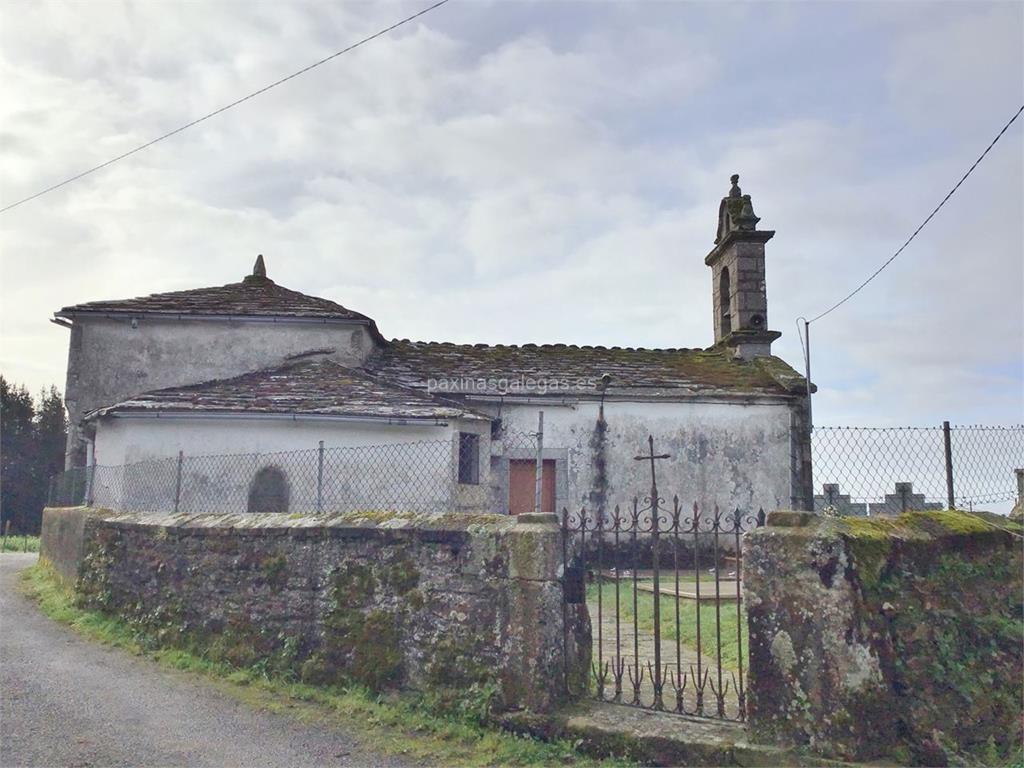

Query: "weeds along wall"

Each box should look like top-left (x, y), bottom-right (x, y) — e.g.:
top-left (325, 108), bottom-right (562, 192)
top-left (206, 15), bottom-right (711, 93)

top-left (39, 507), bottom-right (590, 713)
top-left (744, 509), bottom-right (1024, 765)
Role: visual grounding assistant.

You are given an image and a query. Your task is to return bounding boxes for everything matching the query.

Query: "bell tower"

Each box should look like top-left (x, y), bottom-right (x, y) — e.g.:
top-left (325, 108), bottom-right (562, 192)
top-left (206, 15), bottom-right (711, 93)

top-left (705, 174), bottom-right (781, 359)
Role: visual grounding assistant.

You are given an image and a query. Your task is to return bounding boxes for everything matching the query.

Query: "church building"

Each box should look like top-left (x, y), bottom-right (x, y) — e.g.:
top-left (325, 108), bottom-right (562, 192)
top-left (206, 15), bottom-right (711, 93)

top-left (53, 177), bottom-right (813, 516)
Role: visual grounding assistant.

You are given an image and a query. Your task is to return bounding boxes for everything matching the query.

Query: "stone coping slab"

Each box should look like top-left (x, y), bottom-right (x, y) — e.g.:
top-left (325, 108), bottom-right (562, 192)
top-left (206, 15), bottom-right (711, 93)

top-left (82, 507), bottom-right (518, 536)
top-left (496, 701), bottom-right (847, 767)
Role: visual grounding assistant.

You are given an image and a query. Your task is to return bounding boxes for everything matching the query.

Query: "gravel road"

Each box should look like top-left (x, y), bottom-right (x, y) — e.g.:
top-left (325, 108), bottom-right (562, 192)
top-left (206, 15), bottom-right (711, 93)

top-left (0, 553), bottom-right (412, 767)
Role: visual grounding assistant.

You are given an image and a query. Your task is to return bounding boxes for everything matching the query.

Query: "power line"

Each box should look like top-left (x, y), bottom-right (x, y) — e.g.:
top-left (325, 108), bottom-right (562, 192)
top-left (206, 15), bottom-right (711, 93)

top-left (0, 0), bottom-right (452, 215)
top-left (807, 103), bottom-right (1024, 324)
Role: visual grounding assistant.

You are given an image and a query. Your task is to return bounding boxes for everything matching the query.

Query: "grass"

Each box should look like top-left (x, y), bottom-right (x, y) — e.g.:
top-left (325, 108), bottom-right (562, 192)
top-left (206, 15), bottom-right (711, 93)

top-left (587, 579), bottom-right (748, 671)
top-left (1, 534), bottom-right (40, 553)
top-left (19, 563), bottom-right (633, 767)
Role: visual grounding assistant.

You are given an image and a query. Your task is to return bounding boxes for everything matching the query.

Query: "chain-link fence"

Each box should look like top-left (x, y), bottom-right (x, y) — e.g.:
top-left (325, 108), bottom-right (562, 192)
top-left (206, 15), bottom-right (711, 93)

top-left (50, 423), bottom-right (1020, 518)
top-left (49, 439), bottom-right (469, 515)
top-left (47, 431), bottom-right (547, 516)
top-left (812, 424), bottom-right (1023, 515)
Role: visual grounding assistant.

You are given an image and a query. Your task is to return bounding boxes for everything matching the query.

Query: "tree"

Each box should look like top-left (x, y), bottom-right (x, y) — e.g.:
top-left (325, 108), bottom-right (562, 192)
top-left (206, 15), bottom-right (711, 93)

top-left (34, 386), bottom-right (68, 504)
top-left (0, 377), bottom-right (67, 535)
top-left (1, 377), bottom-right (35, 533)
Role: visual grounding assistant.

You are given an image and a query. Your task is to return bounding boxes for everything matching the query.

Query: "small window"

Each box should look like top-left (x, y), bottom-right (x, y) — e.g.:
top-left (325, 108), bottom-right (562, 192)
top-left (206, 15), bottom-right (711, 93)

top-left (248, 466), bottom-right (290, 513)
top-left (458, 433), bottom-right (480, 485)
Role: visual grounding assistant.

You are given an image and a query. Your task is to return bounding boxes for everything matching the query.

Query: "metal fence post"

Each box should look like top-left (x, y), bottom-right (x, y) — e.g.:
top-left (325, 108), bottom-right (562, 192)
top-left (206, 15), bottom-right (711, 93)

top-left (317, 440), bottom-right (324, 513)
top-left (47, 476), bottom-right (54, 507)
top-left (85, 462), bottom-right (96, 507)
top-left (942, 421), bottom-right (955, 509)
top-left (174, 451), bottom-right (184, 513)
top-left (534, 411), bottom-right (544, 514)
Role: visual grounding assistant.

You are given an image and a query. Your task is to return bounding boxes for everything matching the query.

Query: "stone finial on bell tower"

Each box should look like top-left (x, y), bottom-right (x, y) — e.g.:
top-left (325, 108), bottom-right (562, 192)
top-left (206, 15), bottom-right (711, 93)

top-left (705, 174), bottom-right (781, 360)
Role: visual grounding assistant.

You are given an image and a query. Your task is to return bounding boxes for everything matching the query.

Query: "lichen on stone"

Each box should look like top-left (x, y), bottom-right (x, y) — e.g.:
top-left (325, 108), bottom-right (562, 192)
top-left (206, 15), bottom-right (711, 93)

top-left (769, 630), bottom-right (797, 676)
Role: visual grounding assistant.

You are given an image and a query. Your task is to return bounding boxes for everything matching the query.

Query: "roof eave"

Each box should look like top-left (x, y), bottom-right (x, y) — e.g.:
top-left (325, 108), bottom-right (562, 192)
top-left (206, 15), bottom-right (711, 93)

top-left (458, 388), bottom-right (801, 405)
top-left (54, 309), bottom-right (375, 326)
top-left (85, 408), bottom-right (482, 426)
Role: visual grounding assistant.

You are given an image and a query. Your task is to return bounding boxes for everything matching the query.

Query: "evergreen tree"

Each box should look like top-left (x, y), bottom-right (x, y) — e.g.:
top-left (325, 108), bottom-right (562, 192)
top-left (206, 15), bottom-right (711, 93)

top-left (33, 386), bottom-right (68, 526)
top-left (0, 377), bottom-right (67, 534)
top-left (1, 376), bottom-right (36, 533)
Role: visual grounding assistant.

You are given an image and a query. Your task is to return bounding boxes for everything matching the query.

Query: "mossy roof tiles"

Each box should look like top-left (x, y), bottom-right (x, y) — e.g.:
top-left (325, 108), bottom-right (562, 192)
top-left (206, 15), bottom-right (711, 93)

top-left (86, 358), bottom-right (485, 421)
top-left (57, 275), bottom-right (371, 323)
top-left (365, 340), bottom-right (808, 398)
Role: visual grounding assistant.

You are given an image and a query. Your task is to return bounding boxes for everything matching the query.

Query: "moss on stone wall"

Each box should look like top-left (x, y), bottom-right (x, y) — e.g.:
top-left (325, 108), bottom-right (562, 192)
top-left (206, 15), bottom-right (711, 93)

top-left (880, 547), bottom-right (1023, 762)
top-left (424, 634), bottom-right (495, 691)
top-left (380, 557), bottom-right (420, 595)
top-left (260, 553), bottom-right (289, 592)
top-left (837, 509), bottom-right (997, 539)
top-left (748, 509), bottom-right (1024, 765)
top-left (63, 507), bottom-right (574, 716)
top-left (302, 561), bottom-right (406, 691)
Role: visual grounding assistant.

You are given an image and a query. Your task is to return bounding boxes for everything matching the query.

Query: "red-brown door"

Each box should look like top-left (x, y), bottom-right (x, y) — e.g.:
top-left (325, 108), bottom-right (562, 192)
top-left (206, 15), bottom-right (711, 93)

top-left (509, 459), bottom-right (556, 514)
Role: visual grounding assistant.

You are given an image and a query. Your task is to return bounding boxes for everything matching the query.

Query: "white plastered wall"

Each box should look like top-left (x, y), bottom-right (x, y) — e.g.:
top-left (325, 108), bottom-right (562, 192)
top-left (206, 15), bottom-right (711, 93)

top-left (494, 398), bottom-right (794, 516)
top-left (90, 415), bottom-right (492, 514)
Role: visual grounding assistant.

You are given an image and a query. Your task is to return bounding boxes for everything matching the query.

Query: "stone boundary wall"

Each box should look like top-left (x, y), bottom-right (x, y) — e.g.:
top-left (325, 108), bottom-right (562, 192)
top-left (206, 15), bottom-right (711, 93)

top-left (39, 506), bottom-right (94, 584)
top-left (744, 509), bottom-right (1023, 764)
top-left (39, 507), bottom-right (590, 713)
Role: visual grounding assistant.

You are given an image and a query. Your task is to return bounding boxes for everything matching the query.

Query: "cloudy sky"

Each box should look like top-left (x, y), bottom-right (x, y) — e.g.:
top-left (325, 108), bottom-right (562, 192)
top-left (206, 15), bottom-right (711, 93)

top-left (1, 0), bottom-right (1022, 430)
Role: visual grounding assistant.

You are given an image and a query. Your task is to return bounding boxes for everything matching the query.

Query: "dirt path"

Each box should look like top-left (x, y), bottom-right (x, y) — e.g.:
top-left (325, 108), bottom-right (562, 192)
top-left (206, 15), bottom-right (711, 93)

top-left (0, 553), bottom-right (414, 768)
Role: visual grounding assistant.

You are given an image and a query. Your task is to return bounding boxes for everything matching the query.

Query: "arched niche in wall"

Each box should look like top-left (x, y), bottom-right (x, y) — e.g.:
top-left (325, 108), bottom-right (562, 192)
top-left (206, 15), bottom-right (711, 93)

top-left (247, 465), bottom-right (290, 513)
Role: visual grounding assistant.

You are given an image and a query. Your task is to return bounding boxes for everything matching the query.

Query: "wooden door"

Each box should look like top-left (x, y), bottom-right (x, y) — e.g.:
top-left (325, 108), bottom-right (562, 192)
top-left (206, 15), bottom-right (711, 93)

top-left (509, 459), bottom-right (556, 514)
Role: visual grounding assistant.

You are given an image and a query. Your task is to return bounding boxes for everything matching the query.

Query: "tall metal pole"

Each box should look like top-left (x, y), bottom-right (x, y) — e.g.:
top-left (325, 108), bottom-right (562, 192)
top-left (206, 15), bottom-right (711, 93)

top-left (943, 421), bottom-right (955, 510)
top-left (804, 320), bottom-right (813, 430)
top-left (534, 411), bottom-right (544, 515)
top-left (802, 319), bottom-right (814, 512)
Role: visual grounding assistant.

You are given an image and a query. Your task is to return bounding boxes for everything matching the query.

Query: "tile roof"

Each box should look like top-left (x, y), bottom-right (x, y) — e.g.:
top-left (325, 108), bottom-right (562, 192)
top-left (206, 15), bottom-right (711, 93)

top-left (56, 262), bottom-right (371, 323)
top-left (86, 358), bottom-right (486, 422)
top-left (364, 340), bottom-right (809, 398)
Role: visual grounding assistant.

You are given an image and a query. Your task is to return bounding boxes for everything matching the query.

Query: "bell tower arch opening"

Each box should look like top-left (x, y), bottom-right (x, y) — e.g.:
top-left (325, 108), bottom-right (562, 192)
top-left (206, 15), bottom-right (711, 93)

top-left (719, 266), bottom-right (732, 337)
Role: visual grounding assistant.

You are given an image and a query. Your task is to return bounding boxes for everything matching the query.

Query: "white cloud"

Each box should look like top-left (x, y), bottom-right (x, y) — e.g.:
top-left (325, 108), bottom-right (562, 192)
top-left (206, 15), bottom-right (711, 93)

top-left (0, 0), bottom-right (1020, 439)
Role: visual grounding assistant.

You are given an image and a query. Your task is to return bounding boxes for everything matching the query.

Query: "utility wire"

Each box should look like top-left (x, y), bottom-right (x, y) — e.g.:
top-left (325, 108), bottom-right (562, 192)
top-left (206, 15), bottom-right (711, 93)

top-left (807, 103), bottom-right (1024, 324)
top-left (0, 0), bottom-right (451, 215)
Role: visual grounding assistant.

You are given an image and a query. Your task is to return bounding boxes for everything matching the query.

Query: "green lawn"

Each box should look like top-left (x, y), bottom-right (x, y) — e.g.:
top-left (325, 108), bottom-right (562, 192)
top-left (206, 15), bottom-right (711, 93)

top-left (586, 578), bottom-right (748, 671)
top-left (1, 535), bottom-right (39, 553)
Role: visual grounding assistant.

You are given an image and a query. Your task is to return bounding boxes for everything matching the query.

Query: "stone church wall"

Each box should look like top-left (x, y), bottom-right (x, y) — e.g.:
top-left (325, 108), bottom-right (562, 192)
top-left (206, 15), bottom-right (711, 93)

top-left (41, 507), bottom-right (588, 713)
top-left (62, 315), bottom-right (378, 467)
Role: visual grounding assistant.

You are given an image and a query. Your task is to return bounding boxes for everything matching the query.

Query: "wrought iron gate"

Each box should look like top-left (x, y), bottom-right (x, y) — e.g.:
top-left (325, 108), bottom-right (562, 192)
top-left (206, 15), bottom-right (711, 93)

top-left (561, 437), bottom-right (764, 721)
